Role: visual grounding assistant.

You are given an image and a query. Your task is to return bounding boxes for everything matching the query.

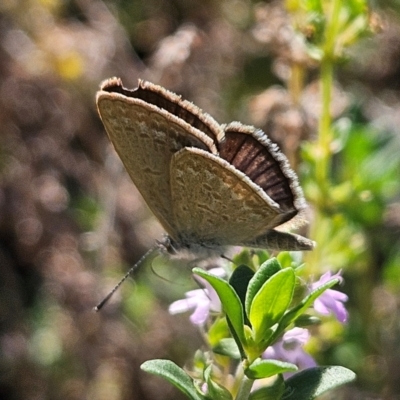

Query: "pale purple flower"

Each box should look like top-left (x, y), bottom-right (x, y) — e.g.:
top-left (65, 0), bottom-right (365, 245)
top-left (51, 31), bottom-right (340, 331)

top-left (263, 327), bottom-right (316, 373)
top-left (168, 268), bottom-right (224, 325)
top-left (200, 383), bottom-right (208, 396)
top-left (310, 270), bottom-right (349, 323)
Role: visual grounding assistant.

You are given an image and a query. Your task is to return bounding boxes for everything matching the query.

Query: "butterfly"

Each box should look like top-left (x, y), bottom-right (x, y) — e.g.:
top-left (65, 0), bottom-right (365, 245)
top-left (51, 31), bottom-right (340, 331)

top-left (96, 78), bottom-right (314, 256)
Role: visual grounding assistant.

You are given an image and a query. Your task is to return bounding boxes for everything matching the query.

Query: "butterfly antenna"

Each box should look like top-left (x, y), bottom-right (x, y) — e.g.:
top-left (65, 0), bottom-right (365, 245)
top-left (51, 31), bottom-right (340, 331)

top-left (220, 254), bottom-right (234, 263)
top-left (94, 246), bottom-right (158, 312)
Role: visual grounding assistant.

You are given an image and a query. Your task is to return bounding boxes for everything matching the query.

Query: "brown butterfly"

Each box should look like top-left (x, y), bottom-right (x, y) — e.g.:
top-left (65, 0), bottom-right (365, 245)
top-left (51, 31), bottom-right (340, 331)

top-left (96, 78), bottom-right (314, 256)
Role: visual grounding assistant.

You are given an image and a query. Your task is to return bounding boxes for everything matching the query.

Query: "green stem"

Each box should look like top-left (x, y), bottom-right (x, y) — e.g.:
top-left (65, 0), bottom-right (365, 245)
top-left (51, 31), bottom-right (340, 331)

top-left (316, 59), bottom-right (333, 188)
top-left (307, 62), bottom-right (334, 274)
top-left (289, 62), bottom-right (304, 106)
top-left (306, 0), bottom-right (342, 274)
top-left (235, 374), bottom-right (254, 400)
top-left (316, 0), bottom-right (342, 191)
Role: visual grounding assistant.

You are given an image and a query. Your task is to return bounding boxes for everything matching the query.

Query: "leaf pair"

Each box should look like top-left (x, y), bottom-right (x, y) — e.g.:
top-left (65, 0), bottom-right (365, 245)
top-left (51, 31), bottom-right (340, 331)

top-left (141, 360), bottom-right (355, 400)
top-left (194, 258), bottom-right (297, 361)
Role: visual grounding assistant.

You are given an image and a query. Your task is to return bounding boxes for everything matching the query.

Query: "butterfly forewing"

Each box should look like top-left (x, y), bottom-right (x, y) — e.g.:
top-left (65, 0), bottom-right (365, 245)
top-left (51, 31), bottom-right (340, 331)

top-left (97, 80), bottom-right (223, 239)
top-left (100, 79), bottom-right (224, 143)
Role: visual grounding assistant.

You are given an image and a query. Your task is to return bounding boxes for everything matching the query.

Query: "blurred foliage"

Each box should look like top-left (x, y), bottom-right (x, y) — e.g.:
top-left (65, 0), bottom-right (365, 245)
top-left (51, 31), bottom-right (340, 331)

top-left (0, 0), bottom-right (399, 399)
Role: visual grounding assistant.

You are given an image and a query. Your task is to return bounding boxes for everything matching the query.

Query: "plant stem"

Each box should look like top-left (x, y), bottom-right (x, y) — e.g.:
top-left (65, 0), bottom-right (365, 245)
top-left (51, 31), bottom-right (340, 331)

top-left (306, 0), bottom-right (342, 273)
top-left (316, 59), bottom-right (333, 187)
top-left (316, 0), bottom-right (342, 191)
top-left (289, 62), bottom-right (304, 106)
top-left (235, 374), bottom-right (254, 400)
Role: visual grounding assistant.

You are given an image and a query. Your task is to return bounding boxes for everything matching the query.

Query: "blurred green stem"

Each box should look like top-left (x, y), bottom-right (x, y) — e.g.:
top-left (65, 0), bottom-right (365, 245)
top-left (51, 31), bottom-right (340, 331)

top-left (289, 63), bottom-right (304, 105)
top-left (235, 374), bottom-right (254, 400)
top-left (317, 59), bottom-right (333, 188)
top-left (316, 0), bottom-right (341, 191)
top-left (306, 0), bottom-right (342, 273)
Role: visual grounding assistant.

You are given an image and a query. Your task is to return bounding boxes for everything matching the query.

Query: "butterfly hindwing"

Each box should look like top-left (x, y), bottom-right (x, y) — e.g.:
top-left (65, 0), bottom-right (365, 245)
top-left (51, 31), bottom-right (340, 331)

top-left (170, 147), bottom-right (287, 246)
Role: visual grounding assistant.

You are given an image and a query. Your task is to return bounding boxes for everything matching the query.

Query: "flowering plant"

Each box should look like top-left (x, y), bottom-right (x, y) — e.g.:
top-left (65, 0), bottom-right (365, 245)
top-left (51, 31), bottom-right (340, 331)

top-left (136, 0), bottom-right (374, 397)
top-left (141, 251), bottom-right (354, 400)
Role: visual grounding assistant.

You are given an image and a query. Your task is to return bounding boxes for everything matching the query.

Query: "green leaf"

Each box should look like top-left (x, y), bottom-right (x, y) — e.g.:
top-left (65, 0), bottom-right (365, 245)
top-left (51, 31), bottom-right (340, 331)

top-left (204, 365), bottom-right (233, 400)
top-left (252, 249), bottom-right (271, 266)
top-left (141, 359), bottom-right (206, 400)
top-left (229, 265), bottom-right (254, 324)
top-left (193, 268), bottom-right (246, 346)
top-left (229, 265), bottom-right (254, 307)
top-left (207, 318), bottom-right (231, 347)
top-left (245, 359), bottom-right (298, 379)
top-left (226, 316), bottom-right (247, 360)
top-left (249, 376), bottom-right (285, 400)
top-left (232, 249), bottom-right (255, 268)
top-left (212, 338), bottom-right (241, 359)
top-left (295, 314), bottom-right (321, 327)
top-left (193, 350), bottom-right (207, 373)
top-left (276, 279), bottom-right (339, 337)
top-left (249, 268), bottom-right (296, 343)
top-left (283, 366), bottom-right (356, 400)
top-left (245, 258), bottom-right (282, 317)
top-left (276, 252), bottom-right (291, 268)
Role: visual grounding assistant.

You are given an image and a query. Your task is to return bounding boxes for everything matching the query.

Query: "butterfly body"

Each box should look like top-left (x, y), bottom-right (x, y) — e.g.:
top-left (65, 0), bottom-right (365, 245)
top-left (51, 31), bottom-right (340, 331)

top-left (96, 78), bottom-right (314, 254)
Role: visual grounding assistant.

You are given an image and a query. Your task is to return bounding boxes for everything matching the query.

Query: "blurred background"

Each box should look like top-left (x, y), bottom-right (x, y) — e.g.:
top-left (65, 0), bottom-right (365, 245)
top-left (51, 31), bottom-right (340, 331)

top-left (0, 0), bottom-right (400, 399)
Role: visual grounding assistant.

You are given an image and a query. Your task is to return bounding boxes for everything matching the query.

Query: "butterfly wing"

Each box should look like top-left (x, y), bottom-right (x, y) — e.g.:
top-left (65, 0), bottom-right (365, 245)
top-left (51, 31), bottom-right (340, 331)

top-left (218, 122), bottom-right (306, 228)
top-left (170, 146), bottom-right (313, 251)
top-left (170, 147), bottom-right (288, 245)
top-left (96, 79), bottom-right (223, 238)
top-left (218, 124), bottom-right (313, 250)
top-left (239, 229), bottom-right (314, 251)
